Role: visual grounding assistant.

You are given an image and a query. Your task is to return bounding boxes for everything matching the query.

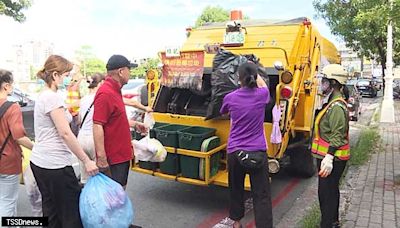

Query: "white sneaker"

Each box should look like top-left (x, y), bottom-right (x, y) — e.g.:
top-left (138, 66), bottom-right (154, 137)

top-left (213, 217), bottom-right (235, 228)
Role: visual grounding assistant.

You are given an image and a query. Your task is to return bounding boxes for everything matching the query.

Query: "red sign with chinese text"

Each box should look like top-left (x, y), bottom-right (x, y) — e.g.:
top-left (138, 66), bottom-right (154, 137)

top-left (161, 51), bottom-right (204, 90)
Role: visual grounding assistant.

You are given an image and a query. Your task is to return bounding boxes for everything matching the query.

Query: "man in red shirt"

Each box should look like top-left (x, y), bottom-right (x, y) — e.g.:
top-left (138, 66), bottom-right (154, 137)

top-left (93, 55), bottom-right (144, 189)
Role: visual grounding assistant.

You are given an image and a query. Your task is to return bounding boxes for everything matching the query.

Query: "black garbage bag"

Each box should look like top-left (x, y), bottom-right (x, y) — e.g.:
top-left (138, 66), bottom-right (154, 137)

top-left (205, 50), bottom-right (269, 120)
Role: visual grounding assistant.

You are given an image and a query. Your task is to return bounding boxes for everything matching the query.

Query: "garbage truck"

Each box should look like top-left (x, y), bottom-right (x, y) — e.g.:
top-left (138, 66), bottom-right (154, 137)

top-left (132, 12), bottom-right (340, 190)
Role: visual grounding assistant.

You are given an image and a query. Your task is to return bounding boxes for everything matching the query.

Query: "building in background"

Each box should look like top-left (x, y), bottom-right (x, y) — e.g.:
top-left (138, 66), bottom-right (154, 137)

top-left (338, 45), bottom-right (383, 79)
top-left (3, 40), bottom-right (54, 83)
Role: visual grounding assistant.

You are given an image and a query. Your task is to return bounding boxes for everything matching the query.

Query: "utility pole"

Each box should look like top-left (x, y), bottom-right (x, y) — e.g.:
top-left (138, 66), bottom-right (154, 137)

top-left (381, 0), bottom-right (395, 123)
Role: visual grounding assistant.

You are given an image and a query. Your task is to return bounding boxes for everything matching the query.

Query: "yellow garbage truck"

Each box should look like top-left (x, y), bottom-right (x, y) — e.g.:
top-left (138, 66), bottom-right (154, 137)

top-left (132, 15), bottom-right (340, 189)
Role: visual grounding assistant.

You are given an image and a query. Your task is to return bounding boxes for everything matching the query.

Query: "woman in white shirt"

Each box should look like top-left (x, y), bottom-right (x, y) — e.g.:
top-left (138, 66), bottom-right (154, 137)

top-left (31, 55), bottom-right (98, 228)
top-left (78, 73), bottom-right (105, 184)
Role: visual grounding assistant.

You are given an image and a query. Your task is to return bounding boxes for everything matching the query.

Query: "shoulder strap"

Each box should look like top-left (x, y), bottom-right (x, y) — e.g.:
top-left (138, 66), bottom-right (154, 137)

top-left (0, 101), bottom-right (15, 160)
top-left (0, 101), bottom-right (14, 118)
top-left (80, 101), bottom-right (94, 129)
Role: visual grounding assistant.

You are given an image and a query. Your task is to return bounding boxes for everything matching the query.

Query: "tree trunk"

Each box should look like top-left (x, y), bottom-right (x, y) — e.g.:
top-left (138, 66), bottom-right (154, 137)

top-left (376, 38), bottom-right (386, 90)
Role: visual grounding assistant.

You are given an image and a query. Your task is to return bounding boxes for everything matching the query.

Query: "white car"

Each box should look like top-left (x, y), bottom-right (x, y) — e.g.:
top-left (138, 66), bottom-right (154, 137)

top-left (122, 79), bottom-right (145, 122)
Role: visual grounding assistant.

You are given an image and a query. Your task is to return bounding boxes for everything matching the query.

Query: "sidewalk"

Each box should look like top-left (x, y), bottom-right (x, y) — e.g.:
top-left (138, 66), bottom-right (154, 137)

top-left (341, 102), bottom-right (400, 228)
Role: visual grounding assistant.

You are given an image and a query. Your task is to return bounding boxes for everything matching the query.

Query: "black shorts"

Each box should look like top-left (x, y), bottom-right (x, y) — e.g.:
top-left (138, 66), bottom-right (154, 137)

top-left (109, 161), bottom-right (130, 186)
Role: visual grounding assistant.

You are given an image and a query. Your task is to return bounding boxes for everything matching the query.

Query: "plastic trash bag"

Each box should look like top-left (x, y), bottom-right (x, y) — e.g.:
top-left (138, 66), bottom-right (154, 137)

top-left (133, 136), bottom-right (167, 162)
top-left (271, 104), bottom-right (282, 144)
top-left (206, 49), bottom-right (269, 120)
top-left (79, 173), bottom-right (133, 228)
top-left (143, 112), bottom-right (155, 130)
top-left (23, 166), bottom-right (43, 216)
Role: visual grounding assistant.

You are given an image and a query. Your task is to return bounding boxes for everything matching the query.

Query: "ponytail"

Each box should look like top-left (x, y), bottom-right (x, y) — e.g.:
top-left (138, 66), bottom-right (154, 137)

top-left (245, 74), bottom-right (257, 88)
top-left (36, 55), bottom-right (73, 87)
top-left (238, 62), bottom-right (258, 88)
top-left (342, 84), bottom-right (350, 101)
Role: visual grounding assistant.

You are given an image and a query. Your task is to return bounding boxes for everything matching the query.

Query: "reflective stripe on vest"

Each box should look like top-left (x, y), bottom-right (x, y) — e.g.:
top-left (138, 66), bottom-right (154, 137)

top-left (311, 97), bottom-right (350, 160)
top-left (66, 88), bottom-right (80, 115)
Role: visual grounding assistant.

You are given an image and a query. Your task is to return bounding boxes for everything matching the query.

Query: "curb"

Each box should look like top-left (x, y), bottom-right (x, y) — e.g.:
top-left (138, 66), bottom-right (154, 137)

top-left (339, 104), bottom-right (381, 223)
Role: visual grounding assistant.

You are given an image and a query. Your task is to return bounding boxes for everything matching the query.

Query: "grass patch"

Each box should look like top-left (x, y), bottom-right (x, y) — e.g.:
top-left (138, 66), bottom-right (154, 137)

top-left (372, 105), bottom-right (381, 123)
top-left (299, 203), bottom-right (320, 228)
top-left (299, 128), bottom-right (380, 227)
top-left (349, 128), bottom-right (380, 166)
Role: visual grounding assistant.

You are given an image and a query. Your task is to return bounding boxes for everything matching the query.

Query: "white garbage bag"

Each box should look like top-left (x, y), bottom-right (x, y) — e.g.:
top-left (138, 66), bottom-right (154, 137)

top-left (133, 136), bottom-right (167, 163)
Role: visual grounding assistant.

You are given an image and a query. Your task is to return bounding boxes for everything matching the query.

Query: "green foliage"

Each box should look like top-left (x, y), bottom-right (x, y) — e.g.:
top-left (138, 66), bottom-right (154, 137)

top-left (131, 58), bottom-right (160, 79)
top-left (84, 58), bottom-right (106, 76)
top-left (313, 0), bottom-right (400, 73)
top-left (194, 6), bottom-right (230, 28)
top-left (300, 203), bottom-right (320, 228)
top-left (0, 0), bottom-right (31, 22)
top-left (349, 128), bottom-right (380, 166)
top-left (74, 45), bottom-right (103, 77)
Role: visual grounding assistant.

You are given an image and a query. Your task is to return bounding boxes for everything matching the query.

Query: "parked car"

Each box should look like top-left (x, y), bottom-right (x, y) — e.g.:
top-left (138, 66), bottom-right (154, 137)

top-left (121, 79), bottom-right (145, 122)
top-left (345, 84), bottom-right (362, 121)
top-left (372, 78), bottom-right (383, 91)
top-left (7, 89), bottom-right (35, 139)
top-left (356, 79), bottom-right (377, 97)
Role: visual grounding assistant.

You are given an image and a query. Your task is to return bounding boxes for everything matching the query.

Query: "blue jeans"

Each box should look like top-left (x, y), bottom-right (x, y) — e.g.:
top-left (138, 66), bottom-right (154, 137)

top-left (0, 174), bottom-right (19, 217)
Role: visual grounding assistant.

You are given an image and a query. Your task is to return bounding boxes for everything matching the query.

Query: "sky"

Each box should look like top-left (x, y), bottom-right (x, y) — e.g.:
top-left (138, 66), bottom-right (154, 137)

top-left (0, 0), bottom-right (343, 63)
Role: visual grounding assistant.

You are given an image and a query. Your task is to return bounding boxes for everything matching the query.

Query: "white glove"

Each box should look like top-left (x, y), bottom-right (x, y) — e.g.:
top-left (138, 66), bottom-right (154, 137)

top-left (319, 154), bottom-right (334, 178)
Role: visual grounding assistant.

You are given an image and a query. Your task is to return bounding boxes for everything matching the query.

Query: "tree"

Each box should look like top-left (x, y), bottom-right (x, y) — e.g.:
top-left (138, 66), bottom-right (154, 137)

top-left (313, 0), bottom-right (400, 77)
top-left (74, 45), bottom-right (95, 77)
top-left (84, 58), bottom-right (106, 76)
top-left (0, 0), bottom-right (31, 22)
top-left (131, 58), bottom-right (160, 79)
top-left (194, 6), bottom-right (230, 28)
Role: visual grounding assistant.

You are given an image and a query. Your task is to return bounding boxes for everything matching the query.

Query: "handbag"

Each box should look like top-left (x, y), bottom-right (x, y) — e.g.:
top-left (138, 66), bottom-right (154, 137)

top-left (236, 150), bottom-right (266, 170)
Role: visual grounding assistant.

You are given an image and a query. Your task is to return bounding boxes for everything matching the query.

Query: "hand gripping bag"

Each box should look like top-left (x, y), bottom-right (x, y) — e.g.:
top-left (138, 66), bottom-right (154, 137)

top-left (79, 173), bottom-right (134, 228)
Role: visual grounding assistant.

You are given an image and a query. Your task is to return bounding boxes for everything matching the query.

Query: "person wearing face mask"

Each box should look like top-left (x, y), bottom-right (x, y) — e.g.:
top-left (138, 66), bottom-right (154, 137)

top-left (0, 69), bottom-right (34, 217)
top-left (31, 55), bottom-right (99, 228)
top-left (311, 64), bottom-right (350, 228)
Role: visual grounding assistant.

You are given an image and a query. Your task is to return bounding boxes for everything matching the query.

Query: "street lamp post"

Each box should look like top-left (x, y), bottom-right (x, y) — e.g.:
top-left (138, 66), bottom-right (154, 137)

top-left (380, 0), bottom-right (395, 123)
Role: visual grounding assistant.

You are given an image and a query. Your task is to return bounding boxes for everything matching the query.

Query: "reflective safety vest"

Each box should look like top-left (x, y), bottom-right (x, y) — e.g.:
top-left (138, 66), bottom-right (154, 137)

top-left (311, 97), bottom-right (350, 160)
top-left (66, 84), bottom-right (80, 116)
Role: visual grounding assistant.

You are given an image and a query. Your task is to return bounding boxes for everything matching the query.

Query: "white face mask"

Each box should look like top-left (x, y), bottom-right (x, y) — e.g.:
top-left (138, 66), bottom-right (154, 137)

top-left (319, 79), bottom-right (331, 95)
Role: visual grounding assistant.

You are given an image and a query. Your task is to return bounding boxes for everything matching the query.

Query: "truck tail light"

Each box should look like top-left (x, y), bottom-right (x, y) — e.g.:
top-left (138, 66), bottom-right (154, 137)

top-left (281, 70), bottom-right (293, 84)
top-left (280, 86), bottom-right (293, 99)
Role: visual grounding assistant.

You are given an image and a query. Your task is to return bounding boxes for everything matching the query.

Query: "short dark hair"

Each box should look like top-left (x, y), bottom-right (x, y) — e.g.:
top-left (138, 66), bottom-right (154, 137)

top-left (0, 69), bottom-right (14, 88)
top-left (238, 62), bottom-right (258, 88)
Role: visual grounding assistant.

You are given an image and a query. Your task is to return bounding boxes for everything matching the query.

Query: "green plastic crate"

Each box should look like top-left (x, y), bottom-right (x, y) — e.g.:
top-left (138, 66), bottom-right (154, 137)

top-left (159, 153), bottom-right (180, 175)
top-left (155, 124), bottom-right (190, 148)
top-left (180, 136), bottom-right (221, 179)
top-left (150, 122), bottom-right (169, 138)
top-left (178, 126), bottom-right (216, 151)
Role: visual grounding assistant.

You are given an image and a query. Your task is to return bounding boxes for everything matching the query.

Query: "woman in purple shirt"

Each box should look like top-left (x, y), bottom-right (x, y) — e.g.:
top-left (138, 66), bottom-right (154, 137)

top-left (219, 62), bottom-right (273, 228)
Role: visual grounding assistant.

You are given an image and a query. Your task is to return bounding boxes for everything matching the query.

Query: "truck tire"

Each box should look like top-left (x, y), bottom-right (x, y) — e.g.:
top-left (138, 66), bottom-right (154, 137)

top-left (286, 136), bottom-right (316, 178)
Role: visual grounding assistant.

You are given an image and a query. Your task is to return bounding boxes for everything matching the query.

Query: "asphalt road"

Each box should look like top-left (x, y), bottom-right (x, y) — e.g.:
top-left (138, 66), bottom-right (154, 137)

top-left (15, 94), bottom-right (381, 228)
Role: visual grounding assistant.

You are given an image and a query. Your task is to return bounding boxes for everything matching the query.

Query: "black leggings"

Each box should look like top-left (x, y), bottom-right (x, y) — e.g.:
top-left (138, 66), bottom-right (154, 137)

top-left (228, 151), bottom-right (273, 228)
top-left (30, 162), bottom-right (83, 228)
top-left (317, 159), bottom-right (347, 228)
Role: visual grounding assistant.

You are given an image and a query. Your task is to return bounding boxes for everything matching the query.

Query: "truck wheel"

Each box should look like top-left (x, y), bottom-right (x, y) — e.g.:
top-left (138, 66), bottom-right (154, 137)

top-left (286, 136), bottom-right (316, 177)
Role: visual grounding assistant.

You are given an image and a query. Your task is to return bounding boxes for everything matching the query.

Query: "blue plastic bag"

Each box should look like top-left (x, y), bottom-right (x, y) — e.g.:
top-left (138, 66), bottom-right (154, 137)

top-left (79, 173), bottom-right (133, 228)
